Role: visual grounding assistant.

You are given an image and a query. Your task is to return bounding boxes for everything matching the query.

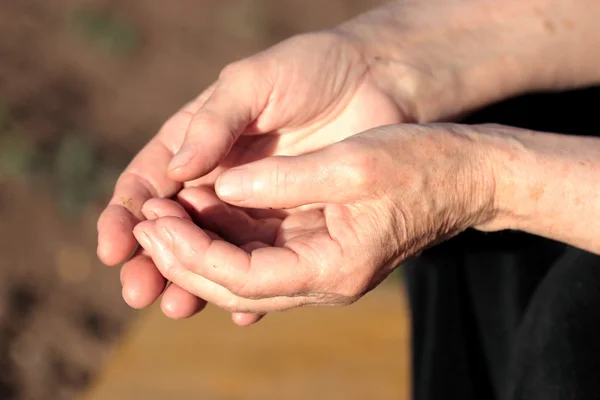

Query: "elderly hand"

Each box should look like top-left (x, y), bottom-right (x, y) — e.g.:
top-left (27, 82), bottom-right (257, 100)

top-left (98, 0), bottom-right (597, 322)
top-left (96, 30), bottom-right (401, 323)
top-left (131, 125), bottom-right (497, 313)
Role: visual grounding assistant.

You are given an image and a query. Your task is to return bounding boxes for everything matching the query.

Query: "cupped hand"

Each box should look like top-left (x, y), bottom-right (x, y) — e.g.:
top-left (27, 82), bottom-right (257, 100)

top-left (96, 30), bottom-right (403, 321)
top-left (131, 125), bottom-right (496, 314)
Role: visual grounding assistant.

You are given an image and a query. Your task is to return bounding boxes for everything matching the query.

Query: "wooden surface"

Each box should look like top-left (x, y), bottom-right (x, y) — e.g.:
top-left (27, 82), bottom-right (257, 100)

top-left (82, 282), bottom-right (411, 400)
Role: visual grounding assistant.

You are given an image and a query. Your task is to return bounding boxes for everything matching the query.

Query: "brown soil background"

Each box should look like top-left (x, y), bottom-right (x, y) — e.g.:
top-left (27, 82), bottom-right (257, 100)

top-left (0, 1), bottom-right (410, 399)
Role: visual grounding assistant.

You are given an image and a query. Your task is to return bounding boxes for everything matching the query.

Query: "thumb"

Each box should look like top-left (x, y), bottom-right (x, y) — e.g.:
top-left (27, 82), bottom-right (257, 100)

top-left (215, 143), bottom-right (369, 208)
top-left (167, 62), bottom-right (273, 182)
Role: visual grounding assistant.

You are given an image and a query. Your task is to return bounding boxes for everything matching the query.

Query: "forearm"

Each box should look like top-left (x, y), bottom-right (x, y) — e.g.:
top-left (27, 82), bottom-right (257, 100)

top-left (480, 126), bottom-right (600, 255)
top-left (338, 0), bottom-right (600, 122)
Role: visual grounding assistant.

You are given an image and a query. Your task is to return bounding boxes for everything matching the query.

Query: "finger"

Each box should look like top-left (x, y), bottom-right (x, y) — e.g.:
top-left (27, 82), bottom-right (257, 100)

top-left (97, 130), bottom-right (181, 267)
top-left (161, 283), bottom-right (207, 319)
top-left (120, 253), bottom-right (167, 309)
top-left (143, 197), bottom-right (249, 245)
top-left (134, 217), bottom-right (316, 301)
top-left (142, 197), bottom-right (209, 318)
top-left (232, 312), bottom-right (264, 326)
top-left (177, 186), bottom-right (280, 246)
top-left (142, 199), bottom-right (220, 241)
top-left (120, 252), bottom-right (208, 319)
top-left (142, 197), bottom-right (192, 222)
top-left (134, 220), bottom-right (306, 313)
top-left (214, 142), bottom-right (367, 209)
top-left (231, 241), bottom-right (270, 326)
top-left (141, 201), bottom-right (265, 321)
top-left (97, 87), bottom-right (216, 266)
top-left (167, 62), bottom-right (274, 182)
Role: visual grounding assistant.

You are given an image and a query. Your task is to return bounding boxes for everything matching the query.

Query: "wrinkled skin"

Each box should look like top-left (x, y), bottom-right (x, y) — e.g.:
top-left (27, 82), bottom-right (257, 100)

top-left (132, 125), bottom-right (493, 313)
top-left (97, 31), bottom-right (402, 324)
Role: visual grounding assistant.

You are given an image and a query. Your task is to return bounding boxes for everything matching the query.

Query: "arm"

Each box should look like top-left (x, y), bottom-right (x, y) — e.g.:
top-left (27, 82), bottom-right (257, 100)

top-left (100, 0), bottom-right (600, 318)
top-left (338, 0), bottom-right (600, 122)
top-left (130, 121), bottom-right (600, 313)
top-left (478, 125), bottom-right (600, 255)
top-left (338, 0), bottom-right (600, 254)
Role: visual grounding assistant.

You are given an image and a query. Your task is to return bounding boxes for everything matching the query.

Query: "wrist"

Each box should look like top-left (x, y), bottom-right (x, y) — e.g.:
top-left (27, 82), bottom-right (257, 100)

top-left (337, 0), bottom-right (600, 123)
top-left (408, 124), bottom-right (500, 234)
top-left (467, 124), bottom-right (557, 233)
top-left (440, 125), bottom-right (500, 231)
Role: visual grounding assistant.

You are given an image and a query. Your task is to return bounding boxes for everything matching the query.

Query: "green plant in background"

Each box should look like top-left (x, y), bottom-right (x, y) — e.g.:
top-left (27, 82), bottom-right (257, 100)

top-left (51, 134), bottom-right (125, 218)
top-left (0, 105), bottom-right (36, 181)
top-left (54, 134), bottom-right (99, 216)
top-left (0, 135), bottom-right (36, 181)
top-left (0, 128), bottom-right (126, 218)
top-left (68, 7), bottom-right (140, 57)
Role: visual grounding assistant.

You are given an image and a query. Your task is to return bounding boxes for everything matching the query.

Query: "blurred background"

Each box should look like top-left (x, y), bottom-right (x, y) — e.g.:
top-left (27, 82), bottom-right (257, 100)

top-left (0, 1), bottom-right (410, 399)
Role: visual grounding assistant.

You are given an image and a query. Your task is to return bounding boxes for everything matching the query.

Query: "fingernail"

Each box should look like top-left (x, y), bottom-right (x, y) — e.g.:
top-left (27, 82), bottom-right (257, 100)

top-left (168, 145), bottom-right (196, 171)
top-left (136, 231), bottom-right (153, 251)
top-left (216, 170), bottom-right (252, 201)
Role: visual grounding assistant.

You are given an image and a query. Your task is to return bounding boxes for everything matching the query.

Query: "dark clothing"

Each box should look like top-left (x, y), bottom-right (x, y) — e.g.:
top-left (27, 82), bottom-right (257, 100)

top-left (406, 88), bottom-right (600, 400)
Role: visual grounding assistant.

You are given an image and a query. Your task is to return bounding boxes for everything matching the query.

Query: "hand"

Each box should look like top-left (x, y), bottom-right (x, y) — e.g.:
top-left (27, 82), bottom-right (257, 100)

top-left (131, 125), bottom-right (496, 313)
top-left (100, 0), bottom-right (583, 321)
top-left (97, 30), bottom-right (402, 322)
top-left (134, 194), bottom-right (266, 325)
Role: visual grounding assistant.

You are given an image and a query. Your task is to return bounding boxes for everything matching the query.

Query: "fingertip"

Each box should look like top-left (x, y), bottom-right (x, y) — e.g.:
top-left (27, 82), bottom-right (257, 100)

top-left (167, 111), bottom-right (238, 183)
top-left (120, 256), bottom-right (167, 309)
top-left (141, 197), bottom-right (192, 221)
top-left (167, 145), bottom-right (197, 178)
top-left (166, 148), bottom-right (214, 183)
top-left (132, 219), bottom-right (155, 237)
top-left (140, 199), bottom-right (161, 221)
top-left (122, 285), bottom-right (146, 309)
top-left (97, 205), bottom-right (140, 266)
top-left (167, 161), bottom-right (216, 183)
top-left (231, 312), bottom-right (265, 327)
top-left (161, 284), bottom-right (207, 319)
top-left (97, 244), bottom-right (118, 267)
top-left (97, 237), bottom-right (137, 267)
top-left (177, 185), bottom-right (218, 205)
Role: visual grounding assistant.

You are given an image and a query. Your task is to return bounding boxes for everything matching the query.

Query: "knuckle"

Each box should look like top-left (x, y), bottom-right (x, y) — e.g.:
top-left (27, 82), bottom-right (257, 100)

top-left (275, 163), bottom-right (292, 197)
top-left (263, 161), bottom-right (292, 199)
top-left (218, 61), bottom-right (243, 80)
top-left (219, 59), bottom-right (256, 81)
top-left (158, 257), bottom-right (179, 282)
top-left (350, 160), bottom-right (375, 191)
top-left (159, 238), bottom-right (193, 280)
top-left (228, 279), bottom-right (254, 299)
top-left (221, 295), bottom-right (242, 313)
top-left (335, 142), bottom-right (376, 192)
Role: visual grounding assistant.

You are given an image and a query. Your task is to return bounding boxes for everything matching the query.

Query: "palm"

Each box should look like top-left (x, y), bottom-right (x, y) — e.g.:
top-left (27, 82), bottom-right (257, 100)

top-left (179, 72), bottom-right (400, 248)
top-left (184, 34), bottom-right (402, 190)
top-left (176, 33), bottom-right (401, 245)
top-left (272, 207), bottom-right (344, 261)
top-left (274, 203), bottom-right (393, 301)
